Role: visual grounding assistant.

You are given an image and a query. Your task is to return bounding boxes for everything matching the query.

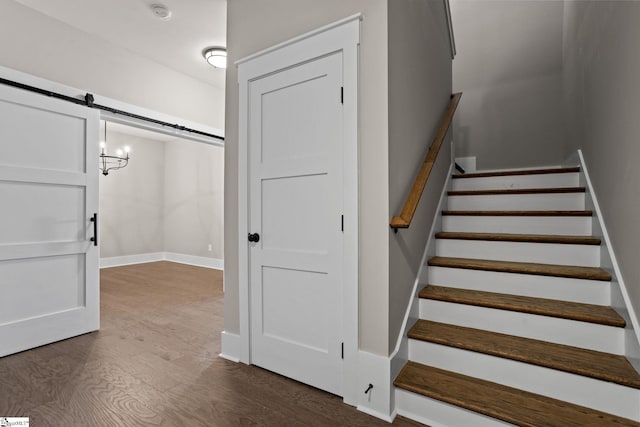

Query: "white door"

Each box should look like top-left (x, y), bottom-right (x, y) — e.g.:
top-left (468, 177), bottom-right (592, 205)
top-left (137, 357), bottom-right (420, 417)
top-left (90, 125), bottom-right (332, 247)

top-left (248, 52), bottom-right (344, 395)
top-left (0, 84), bottom-right (99, 357)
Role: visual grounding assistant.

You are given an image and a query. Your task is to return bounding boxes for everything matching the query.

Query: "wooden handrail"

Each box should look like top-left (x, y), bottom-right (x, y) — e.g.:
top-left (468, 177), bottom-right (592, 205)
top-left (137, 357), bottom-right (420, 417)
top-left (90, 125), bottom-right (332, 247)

top-left (390, 92), bottom-right (462, 230)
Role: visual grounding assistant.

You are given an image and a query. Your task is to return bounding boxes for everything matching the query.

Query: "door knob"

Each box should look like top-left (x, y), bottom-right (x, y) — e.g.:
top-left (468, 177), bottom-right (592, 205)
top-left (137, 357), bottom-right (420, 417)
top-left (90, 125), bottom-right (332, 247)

top-left (248, 233), bottom-right (260, 243)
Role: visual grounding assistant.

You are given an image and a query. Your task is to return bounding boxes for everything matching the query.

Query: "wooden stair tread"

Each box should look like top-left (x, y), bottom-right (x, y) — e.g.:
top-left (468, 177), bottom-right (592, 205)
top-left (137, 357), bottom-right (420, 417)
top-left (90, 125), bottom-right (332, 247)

top-left (435, 231), bottom-right (601, 245)
top-left (449, 187), bottom-right (585, 196)
top-left (409, 319), bottom-right (640, 388)
top-left (442, 210), bottom-right (593, 216)
top-left (394, 361), bottom-right (640, 427)
top-left (452, 166), bottom-right (581, 179)
top-left (420, 285), bottom-right (625, 327)
top-left (428, 256), bottom-right (612, 281)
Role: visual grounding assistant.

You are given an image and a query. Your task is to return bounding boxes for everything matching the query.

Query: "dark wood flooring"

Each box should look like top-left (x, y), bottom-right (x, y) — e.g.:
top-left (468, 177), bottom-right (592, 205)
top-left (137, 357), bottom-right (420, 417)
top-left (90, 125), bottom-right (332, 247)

top-left (451, 166), bottom-right (580, 179)
top-left (408, 320), bottom-right (640, 388)
top-left (428, 256), bottom-right (612, 281)
top-left (395, 362), bottom-right (640, 427)
top-left (420, 285), bottom-right (625, 326)
top-left (0, 261), bottom-right (423, 427)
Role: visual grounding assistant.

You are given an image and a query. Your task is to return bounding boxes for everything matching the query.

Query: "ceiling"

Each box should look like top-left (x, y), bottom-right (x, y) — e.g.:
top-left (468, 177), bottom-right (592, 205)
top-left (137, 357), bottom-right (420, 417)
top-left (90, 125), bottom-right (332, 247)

top-left (13, 0), bottom-right (226, 89)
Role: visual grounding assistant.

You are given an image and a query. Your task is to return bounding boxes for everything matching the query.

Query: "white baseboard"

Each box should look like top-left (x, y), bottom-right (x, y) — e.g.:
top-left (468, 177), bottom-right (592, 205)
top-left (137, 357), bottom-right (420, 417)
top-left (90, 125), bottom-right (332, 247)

top-left (219, 331), bottom-right (241, 363)
top-left (578, 150), bottom-right (640, 372)
top-left (357, 350), bottom-right (393, 420)
top-left (356, 405), bottom-right (396, 423)
top-left (164, 252), bottom-right (224, 270)
top-left (455, 156), bottom-right (476, 173)
top-left (100, 252), bottom-right (165, 268)
top-left (100, 252), bottom-right (224, 270)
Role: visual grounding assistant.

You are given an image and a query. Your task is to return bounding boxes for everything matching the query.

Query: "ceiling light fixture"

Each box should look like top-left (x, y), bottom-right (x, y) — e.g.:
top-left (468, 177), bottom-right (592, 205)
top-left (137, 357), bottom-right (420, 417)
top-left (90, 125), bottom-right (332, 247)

top-left (99, 122), bottom-right (130, 176)
top-left (203, 47), bottom-right (227, 69)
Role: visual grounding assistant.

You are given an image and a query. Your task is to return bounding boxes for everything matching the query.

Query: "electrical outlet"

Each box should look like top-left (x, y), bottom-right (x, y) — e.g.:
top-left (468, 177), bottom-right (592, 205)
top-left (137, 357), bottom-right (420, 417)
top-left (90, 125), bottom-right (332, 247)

top-left (208, 244), bottom-right (212, 252)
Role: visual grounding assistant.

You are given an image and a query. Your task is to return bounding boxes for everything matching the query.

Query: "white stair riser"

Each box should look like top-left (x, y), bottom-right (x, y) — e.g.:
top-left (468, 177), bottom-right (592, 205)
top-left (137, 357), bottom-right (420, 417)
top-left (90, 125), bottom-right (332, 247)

top-left (428, 266), bottom-right (610, 305)
top-left (436, 239), bottom-right (600, 267)
top-left (408, 340), bottom-right (640, 421)
top-left (419, 299), bottom-right (624, 354)
top-left (447, 193), bottom-right (585, 211)
top-left (451, 173), bottom-right (580, 191)
top-left (395, 389), bottom-right (514, 427)
top-left (443, 215), bottom-right (592, 235)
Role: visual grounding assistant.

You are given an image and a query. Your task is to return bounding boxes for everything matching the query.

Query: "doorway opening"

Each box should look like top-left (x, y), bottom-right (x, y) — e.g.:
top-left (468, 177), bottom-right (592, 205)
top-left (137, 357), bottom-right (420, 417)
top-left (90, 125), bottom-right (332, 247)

top-left (97, 120), bottom-right (224, 271)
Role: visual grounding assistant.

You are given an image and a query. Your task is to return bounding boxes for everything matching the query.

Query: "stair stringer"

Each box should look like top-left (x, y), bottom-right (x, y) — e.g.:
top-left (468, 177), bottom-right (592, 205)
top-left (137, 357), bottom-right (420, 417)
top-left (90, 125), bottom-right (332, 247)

top-left (578, 149), bottom-right (640, 373)
top-left (389, 162), bottom-right (454, 419)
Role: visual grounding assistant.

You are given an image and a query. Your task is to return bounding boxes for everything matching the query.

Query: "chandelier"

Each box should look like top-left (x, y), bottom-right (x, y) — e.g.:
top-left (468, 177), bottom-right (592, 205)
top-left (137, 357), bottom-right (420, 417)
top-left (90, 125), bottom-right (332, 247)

top-left (99, 122), bottom-right (130, 176)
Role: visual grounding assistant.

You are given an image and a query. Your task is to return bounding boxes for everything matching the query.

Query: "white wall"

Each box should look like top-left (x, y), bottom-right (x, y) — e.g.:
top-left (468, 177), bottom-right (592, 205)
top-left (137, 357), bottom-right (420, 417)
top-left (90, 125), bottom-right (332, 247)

top-left (100, 128), bottom-right (224, 262)
top-left (99, 130), bottom-right (165, 258)
top-left (562, 0), bottom-right (640, 336)
top-left (450, 0), bottom-right (566, 170)
top-left (0, 0), bottom-right (224, 129)
top-left (387, 0), bottom-right (452, 354)
top-left (164, 139), bottom-right (224, 259)
top-left (225, 0), bottom-right (390, 355)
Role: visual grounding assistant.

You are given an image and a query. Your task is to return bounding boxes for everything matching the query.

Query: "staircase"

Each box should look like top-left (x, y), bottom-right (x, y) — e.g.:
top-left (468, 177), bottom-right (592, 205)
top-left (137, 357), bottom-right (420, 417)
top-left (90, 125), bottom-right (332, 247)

top-left (393, 166), bottom-right (640, 426)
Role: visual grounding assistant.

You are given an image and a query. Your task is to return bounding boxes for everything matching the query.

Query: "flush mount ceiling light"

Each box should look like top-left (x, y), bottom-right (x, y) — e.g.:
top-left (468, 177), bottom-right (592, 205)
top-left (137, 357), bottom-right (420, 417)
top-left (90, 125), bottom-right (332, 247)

top-left (203, 47), bottom-right (227, 69)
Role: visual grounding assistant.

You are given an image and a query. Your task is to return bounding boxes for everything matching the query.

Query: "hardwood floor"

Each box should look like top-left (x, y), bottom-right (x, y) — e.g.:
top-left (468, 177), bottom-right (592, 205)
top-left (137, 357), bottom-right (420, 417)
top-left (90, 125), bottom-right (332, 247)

top-left (420, 285), bottom-right (625, 326)
top-left (395, 362), bottom-right (640, 427)
top-left (0, 261), bottom-right (423, 426)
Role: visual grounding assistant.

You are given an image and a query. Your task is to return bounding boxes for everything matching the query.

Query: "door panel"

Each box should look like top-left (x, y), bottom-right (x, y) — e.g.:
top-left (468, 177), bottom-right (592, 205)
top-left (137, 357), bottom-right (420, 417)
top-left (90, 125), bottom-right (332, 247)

top-left (261, 267), bottom-right (329, 351)
top-left (260, 75), bottom-right (332, 162)
top-left (0, 84), bottom-right (99, 357)
top-left (0, 255), bottom-right (85, 325)
top-left (0, 181), bottom-right (85, 243)
top-left (261, 173), bottom-right (329, 253)
top-left (0, 98), bottom-right (87, 172)
top-left (249, 52), bottom-right (344, 395)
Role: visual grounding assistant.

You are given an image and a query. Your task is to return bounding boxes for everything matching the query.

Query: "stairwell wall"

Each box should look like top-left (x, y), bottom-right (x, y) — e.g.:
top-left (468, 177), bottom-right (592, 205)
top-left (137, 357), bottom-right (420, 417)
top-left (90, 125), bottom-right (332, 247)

top-left (450, 0), bottom-right (566, 170)
top-left (388, 0), bottom-right (452, 354)
top-left (562, 0), bottom-right (640, 348)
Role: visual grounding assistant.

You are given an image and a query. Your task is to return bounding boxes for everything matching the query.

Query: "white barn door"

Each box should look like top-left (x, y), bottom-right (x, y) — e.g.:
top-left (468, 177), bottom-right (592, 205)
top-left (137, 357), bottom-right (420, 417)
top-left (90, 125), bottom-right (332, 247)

top-left (248, 52), bottom-right (345, 395)
top-left (0, 85), bottom-right (100, 357)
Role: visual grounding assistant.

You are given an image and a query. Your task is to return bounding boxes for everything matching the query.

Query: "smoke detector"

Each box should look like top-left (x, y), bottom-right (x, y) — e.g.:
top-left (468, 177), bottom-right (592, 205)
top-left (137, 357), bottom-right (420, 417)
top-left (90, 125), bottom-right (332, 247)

top-left (150, 4), bottom-right (172, 21)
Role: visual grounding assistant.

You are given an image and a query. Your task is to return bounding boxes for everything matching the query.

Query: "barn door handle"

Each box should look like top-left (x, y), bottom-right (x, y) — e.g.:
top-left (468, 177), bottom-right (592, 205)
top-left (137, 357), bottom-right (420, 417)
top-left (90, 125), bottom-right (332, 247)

top-left (90, 213), bottom-right (98, 246)
top-left (248, 233), bottom-right (260, 243)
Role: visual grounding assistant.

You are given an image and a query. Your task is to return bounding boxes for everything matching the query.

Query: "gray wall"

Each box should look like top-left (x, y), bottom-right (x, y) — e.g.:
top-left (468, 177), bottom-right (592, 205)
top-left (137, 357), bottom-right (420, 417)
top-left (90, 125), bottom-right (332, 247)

top-left (450, 0), bottom-right (566, 170)
top-left (225, 0), bottom-right (391, 355)
top-left (0, 0), bottom-right (224, 129)
top-left (99, 130), bottom-right (165, 258)
top-left (100, 129), bottom-right (224, 261)
top-left (164, 139), bottom-right (224, 259)
top-left (562, 1), bottom-right (640, 329)
top-left (388, 0), bottom-right (452, 354)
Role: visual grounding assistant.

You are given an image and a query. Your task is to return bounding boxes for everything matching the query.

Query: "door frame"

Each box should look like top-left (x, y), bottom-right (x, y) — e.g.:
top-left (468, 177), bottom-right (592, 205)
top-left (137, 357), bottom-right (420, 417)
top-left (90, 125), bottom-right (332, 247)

top-left (236, 14), bottom-right (360, 405)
